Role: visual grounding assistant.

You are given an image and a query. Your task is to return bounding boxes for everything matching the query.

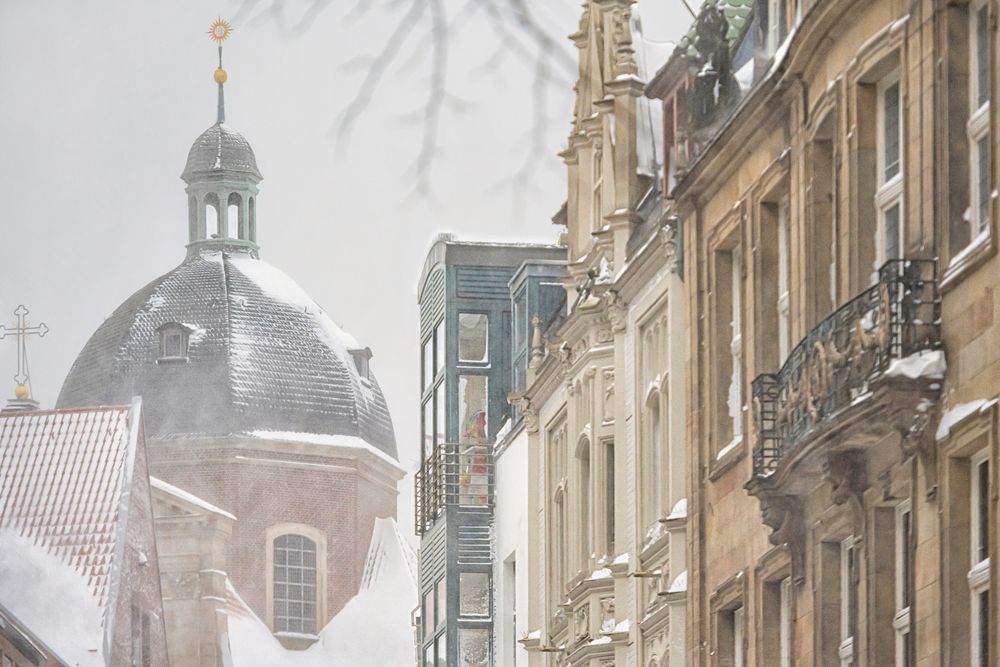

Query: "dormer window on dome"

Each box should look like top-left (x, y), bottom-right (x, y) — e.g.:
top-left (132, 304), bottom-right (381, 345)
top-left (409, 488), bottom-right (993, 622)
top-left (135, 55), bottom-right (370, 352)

top-left (349, 347), bottom-right (373, 382)
top-left (157, 323), bottom-right (194, 363)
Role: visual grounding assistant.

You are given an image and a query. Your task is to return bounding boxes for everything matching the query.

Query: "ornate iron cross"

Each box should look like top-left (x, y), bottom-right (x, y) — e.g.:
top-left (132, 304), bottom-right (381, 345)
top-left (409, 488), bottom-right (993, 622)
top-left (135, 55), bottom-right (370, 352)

top-left (0, 305), bottom-right (49, 386)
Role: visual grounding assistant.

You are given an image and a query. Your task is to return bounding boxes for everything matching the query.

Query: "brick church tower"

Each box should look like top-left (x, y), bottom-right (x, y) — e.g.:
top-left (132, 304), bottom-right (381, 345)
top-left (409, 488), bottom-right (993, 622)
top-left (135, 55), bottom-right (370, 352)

top-left (56, 33), bottom-right (403, 655)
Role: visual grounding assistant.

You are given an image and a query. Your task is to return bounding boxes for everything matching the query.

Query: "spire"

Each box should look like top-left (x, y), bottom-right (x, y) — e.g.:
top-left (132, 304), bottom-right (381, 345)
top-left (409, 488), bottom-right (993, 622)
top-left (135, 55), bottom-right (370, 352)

top-left (217, 46), bottom-right (226, 123)
top-left (208, 18), bottom-right (233, 125)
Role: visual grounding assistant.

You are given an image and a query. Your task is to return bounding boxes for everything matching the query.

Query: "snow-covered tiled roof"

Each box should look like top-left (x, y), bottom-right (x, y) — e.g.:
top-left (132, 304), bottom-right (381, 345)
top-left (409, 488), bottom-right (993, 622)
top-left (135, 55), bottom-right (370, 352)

top-left (56, 247), bottom-right (397, 459)
top-left (182, 122), bottom-right (262, 182)
top-left (0, 404), bottom-right (139, 611)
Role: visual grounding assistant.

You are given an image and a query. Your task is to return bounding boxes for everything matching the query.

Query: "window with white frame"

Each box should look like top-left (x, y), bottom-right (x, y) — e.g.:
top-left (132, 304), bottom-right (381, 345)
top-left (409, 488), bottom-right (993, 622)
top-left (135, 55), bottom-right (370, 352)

top-left (969, 0), bottom-right (992, 240)
top-left (734, 606), bottom-right (746, 667)
top-left (273, 533), bottom-right (319, 634)
top-left (777, 196), bottom-right (791, 363)
top-left (780, 576), bottom-right (793, 667)
top-left (970, 450), bottom-right (991, 667)
top-left (875, 72), bottom-right (904, 274)
top-left (839, 537), bottom-right (857, 666)
top-left (766, 0), bottom-right (786, 56)
top-left (894, 501), bottom-right (913, 667)
top-left (727, 247), bottom-right (744, 448)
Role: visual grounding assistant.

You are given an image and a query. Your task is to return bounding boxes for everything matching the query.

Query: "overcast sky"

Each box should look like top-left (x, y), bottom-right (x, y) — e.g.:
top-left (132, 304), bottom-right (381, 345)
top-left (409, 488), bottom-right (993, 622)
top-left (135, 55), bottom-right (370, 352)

top-left (0, 0), bottom-right (694, 532)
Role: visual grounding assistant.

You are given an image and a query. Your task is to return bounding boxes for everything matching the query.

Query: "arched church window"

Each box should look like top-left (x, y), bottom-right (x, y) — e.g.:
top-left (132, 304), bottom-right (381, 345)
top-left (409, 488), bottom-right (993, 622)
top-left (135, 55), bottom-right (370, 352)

top-left (156, 323), bottom-right (190, 362)
top-left (204, 192), bottom-right (221, 238)
top-left (228, 192), bottom-right (243, 239)
top-left (272, 533), bottom-right (319, 634)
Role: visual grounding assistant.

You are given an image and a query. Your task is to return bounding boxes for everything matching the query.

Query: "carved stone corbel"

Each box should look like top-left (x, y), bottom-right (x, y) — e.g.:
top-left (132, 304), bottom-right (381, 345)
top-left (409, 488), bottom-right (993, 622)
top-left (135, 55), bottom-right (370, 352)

top-left (660, 218), bottom-right (679, 272)
top-left (823, 450), bottom-right (868, 529)
top-left (755, 491), bottom-right (806, 584)
top-left (896, 402), bottom-right (938, 499)
top-left (509, 392), bottom-right (539, 435)
top-left (603, 289), bottom-right (627, 333)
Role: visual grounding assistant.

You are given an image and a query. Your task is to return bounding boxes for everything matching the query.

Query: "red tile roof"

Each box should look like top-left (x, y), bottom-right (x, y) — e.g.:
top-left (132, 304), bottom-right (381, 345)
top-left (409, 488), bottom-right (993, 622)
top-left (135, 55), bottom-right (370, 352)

top-left (0, 404), bottom-right (139, 610)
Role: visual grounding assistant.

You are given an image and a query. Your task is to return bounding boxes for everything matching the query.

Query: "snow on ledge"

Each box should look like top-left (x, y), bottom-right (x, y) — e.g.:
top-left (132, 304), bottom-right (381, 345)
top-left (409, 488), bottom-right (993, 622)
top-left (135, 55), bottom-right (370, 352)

top-left (151, 477), bottom-right (236, 521)
top-left (884, 350), bottom-right (946, 380)
top-left (668, 570), bottom-right (688, 594)
top-left (936, 399), bottom-right (999, 442)
top-left (587, 567), bottom-right (613, 581)
top-left (246, 431), bottom-right (404, 472)
top-left (667, 497), bottom-right (688, 521)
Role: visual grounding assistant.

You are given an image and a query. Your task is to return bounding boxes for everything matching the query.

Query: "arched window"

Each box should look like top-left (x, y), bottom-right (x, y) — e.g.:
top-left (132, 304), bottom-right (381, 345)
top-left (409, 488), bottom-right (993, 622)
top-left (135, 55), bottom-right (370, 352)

top-left (273, 534), bottom-right (318, 634)
top-left (188, 196), bottom-right (198, 242)
top-left (266, 525), bottom-right (326, 637)
top-left (204, 192), bottom-right (221, 238)
top-left (228, 192), bottom-right (243, 239)
top-left (249, 197), bottom-right (257, 242)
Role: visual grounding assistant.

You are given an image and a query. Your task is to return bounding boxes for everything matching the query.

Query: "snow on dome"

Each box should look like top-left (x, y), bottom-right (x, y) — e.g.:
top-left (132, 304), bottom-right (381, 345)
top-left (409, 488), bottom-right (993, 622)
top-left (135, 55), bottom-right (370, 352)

top-left (224, 518), bottom-right (416, 667)
top-left (182, 122), bottom-right (262, 182)
top-left (57, 248), bottom-right (396, 458)
top-left (0, 531), bottom-right (104, 667)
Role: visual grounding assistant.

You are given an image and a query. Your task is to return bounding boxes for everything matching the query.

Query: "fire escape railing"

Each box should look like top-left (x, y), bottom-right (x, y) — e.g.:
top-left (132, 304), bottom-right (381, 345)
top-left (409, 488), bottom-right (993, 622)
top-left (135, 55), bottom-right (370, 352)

top-left (751, 259), bottom-right (941, 478)
top-left (415, 442), bottom-right (495, 536)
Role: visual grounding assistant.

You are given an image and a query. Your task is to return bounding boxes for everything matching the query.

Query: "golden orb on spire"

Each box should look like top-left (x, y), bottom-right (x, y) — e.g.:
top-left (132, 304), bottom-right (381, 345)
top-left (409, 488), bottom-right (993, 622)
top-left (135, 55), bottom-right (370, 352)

top-left (214, 68), bottom-right (228, 84)
top-left (14, 384), bottom-right (29, 400)
top-left (208, 17), bottom-right (233, 43)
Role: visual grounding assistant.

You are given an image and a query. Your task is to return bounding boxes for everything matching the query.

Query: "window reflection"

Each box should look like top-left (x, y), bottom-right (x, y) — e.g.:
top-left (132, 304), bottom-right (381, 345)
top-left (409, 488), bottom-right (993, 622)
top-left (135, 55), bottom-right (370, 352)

top-left (458, 313), bottom-right (489, 363)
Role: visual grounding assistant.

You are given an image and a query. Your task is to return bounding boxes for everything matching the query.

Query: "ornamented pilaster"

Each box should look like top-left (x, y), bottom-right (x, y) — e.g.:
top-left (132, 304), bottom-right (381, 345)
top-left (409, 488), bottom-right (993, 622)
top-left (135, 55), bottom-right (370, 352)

top-left (602, 290), bottom-right (627, 333)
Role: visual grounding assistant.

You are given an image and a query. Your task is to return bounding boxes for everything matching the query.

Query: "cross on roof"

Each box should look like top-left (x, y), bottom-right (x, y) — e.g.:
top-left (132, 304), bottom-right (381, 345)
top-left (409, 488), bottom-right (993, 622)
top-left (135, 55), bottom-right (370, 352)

top-left (0, 305), bottom-right (48, 392)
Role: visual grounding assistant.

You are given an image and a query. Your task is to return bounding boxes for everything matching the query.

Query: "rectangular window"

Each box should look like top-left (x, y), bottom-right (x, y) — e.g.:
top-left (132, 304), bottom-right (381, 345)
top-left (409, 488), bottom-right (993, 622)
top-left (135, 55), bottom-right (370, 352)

top-left (734, 606), bottom-right (746, 667)
top-left (766, 0), bottom-right (786, 55)
top-left (894, 502), bottom-right (913, 667)
top-left (777, 197), bottom-right (791, 363)
top-left (458, 313), bottom-right (489, 363)
top-left (970, 1), bottom-right (992, 238)
top-left (458, 375), bottom-right (488, 444)
top-left (436, 632), bottom-right (447, 667)
top-left (273, 534), bottom-right (318, 634)
top-left (459, 572), bottom-right (490, 617)
top-left (970, 450), bottom-right (991, 667)
top-left (840, 538), bottom-right (857, 666)
top-left (434, 320), bottom-right (445, 374)
top-left (728, 247), bottom-right (744, 445)
top-left (163, 331), bottom-right (182, 358)
top-left (436, 577), bottom-right (447, 629)
top-left (714, 243), bottom-right (743, 457)
top-left (423, 589), bottom-right (433, 638)
top-left (435, 385), bottom-right (445, 445)
top-left (422, 336), bottom-right (433, 391)
top-left (780, 577), bottom-right (793, 667)
top-left (458, 628), bottom-right (490, 667)
top-left (424, 643), bottom-right (434, 667)
top-left (423, 400), bottom-right (433, 460)
top-left (605, 441), bottom-right (615, 554)
top-left (876, 74), bottom-right (904, 270)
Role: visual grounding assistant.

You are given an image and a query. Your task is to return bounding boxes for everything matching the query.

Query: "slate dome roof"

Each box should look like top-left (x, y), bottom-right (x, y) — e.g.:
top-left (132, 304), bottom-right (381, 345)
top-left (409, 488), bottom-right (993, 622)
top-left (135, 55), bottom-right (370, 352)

top-left (56, 246), bottom-right (397, 459)
top-left (182, 122), bottom-right (262, 182)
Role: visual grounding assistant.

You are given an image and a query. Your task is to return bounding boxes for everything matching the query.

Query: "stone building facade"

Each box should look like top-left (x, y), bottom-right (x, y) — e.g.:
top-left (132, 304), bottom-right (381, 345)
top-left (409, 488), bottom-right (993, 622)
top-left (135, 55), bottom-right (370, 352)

top-left (645, 0), bottom-right (1000, 665)
top-left (514, 2), bottom-right (689, 665)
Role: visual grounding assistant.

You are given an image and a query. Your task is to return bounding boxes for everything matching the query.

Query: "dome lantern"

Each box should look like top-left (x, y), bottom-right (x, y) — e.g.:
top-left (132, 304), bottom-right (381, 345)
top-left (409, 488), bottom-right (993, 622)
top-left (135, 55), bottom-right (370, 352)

top-left (182, 19), bottom-right (262, 254)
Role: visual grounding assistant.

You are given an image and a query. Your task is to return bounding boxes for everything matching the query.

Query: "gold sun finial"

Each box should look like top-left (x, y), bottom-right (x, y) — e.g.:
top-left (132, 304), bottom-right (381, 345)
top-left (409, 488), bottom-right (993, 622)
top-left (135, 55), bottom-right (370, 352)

top-left (208, 17), bottom-right (233, 43)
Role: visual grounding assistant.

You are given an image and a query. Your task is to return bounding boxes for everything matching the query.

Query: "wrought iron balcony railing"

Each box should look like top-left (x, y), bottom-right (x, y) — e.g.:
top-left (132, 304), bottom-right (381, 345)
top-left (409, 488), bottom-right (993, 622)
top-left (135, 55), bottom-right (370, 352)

top-left (415, 442), bottom-right (494, 536)
top-left (751, 259), bottom-right (941, 478)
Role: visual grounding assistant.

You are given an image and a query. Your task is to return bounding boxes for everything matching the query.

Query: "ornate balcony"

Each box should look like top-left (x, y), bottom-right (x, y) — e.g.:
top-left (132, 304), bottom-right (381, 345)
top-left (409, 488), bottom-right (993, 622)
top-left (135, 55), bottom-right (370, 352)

top-left (749, 259), bottom-right (942, 482)
top-left (414, 442), bottom-right (494, 536)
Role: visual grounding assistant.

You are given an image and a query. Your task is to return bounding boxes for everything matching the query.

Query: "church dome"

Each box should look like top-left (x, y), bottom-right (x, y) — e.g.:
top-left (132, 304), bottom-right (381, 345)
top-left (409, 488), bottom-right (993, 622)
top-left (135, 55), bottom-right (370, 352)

top-left (182, 122), bottom-right (262, 183)
top-left (56, 246), bottom-right (397, 458)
